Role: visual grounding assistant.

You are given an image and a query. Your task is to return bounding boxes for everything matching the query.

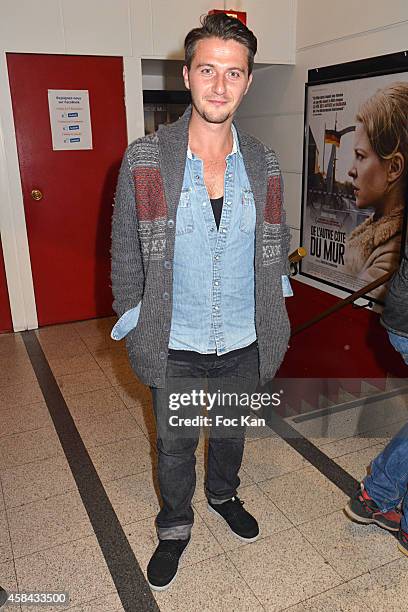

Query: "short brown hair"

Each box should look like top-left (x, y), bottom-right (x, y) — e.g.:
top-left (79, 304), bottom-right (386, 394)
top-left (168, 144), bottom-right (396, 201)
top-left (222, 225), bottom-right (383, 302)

top-left (357, 82), bottom-right (408, 177)
top-left (184, 13), bottom-right (257, 75)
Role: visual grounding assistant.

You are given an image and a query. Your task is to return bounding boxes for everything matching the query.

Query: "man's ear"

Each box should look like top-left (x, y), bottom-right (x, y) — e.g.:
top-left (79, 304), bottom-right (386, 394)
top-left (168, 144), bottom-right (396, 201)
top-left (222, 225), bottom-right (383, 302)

top-left (244, 72), bottom-right (253, 96)
top-left (388, 152), bottom-right (405, 184)
top-left (182, 65), bottom-right (190, 90)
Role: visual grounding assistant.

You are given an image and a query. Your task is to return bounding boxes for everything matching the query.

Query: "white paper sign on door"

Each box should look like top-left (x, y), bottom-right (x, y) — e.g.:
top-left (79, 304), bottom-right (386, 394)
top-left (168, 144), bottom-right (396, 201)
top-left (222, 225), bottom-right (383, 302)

top-left (48, 90), bottom-right (93, 150)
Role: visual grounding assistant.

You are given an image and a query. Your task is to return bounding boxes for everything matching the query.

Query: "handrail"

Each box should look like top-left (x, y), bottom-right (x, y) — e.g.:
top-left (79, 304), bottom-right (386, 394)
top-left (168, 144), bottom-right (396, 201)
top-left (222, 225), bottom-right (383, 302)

top-left (292, 270), bottom-right (394, 336)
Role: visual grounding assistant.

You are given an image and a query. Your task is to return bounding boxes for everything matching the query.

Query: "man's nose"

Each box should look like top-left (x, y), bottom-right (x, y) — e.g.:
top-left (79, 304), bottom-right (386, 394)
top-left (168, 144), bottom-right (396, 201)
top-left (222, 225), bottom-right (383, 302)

top-left (213, 74), bottom-right (226, 95)
top-left (348, 165), bottom-right (356, 179)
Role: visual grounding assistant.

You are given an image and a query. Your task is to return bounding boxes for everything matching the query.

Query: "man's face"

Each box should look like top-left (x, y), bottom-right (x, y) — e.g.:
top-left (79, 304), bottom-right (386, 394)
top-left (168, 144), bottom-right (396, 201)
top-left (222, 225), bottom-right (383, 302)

top-left (183, 37), bottom-right (253, 125)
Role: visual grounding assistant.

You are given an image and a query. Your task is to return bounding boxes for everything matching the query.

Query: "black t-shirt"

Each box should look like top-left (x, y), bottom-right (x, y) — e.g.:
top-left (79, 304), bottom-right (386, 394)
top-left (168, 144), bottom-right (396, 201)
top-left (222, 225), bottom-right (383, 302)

top-left (210, 196), bottom-right (223, 230)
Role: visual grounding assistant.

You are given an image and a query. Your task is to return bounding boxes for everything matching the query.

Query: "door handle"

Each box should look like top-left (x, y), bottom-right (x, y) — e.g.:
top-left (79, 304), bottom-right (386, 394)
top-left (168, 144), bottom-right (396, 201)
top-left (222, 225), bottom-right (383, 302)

top-left (31, 189), bottom-right (43, 201)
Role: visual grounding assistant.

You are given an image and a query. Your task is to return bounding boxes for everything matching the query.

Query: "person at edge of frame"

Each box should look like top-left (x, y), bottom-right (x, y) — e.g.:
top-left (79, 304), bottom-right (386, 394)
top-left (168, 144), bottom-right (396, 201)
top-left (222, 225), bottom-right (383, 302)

top-left (110, 13), bottom-right (292, 591)
top-left (344, 235), bottom-right (408, 557)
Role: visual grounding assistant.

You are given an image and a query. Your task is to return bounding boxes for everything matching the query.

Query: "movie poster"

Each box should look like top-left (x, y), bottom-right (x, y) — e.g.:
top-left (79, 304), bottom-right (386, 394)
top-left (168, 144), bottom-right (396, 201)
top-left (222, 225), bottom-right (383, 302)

top-left (301, 71), bottom-right (408, 302)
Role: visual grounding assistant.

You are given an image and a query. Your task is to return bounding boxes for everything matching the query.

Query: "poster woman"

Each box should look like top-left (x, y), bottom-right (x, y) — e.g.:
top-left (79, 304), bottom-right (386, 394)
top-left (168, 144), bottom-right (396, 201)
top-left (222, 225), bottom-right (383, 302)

top-left (345, 82), bottom-right (408, 300)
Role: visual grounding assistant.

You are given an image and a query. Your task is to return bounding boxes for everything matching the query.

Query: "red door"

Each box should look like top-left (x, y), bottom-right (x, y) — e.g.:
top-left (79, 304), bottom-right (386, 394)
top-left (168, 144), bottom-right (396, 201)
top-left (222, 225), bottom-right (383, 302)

top-left (0, 241), bottom-right (12, 333)
top-left (7, 53), bottom-right (128, 326)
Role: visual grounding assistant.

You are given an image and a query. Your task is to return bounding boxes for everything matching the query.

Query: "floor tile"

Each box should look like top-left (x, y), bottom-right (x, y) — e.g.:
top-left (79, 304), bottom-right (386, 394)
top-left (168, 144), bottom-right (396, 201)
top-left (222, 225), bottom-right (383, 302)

top-left (36, 324), bottom-right (79, 343)
top-left (0, 382), bottom-right (44, 411)
top-left (74, 410), bottom-right (145, 448)
top-left (47, 353), bottom-right (99, 377)
top-left (113, 382), bottom-right (152, 410)
top-left (102, 364), bottom-right (138, 387)
top-left (0, 560), bottom-right (19, 605)
top-left (8, 491), bottom-right (93, 559)
top-left (298, 510), bottom-right (400, 581)
top-left (125, 513), bottom-right (224, 572)
top-left (15, 536), bottom-right (116, 612)
top-left (153, 554), bottom-right (263, 611)
top-left (104, 471), bottom-right (160, 525)
top-left (0, 427), bottom-right (63, 470)
top-left (194, 484), bottom-right (292, 551)
top-left (0, 401), bottom-right (52, 439)
top-left (88, 436), bottom-right (154, 483)
top-left (291, 572), bottom-right (373, 611)
top-left (0, 332), bottom-right (25, 356)
top-left (73, 318), bottom-right (115, 338)
top-left (0, 512), bottom-right (12, 563)
top-left (227, 527), bottom-right (342, 611)
top-left (241, 437), bottom-right (306, 483)
top-left (66, 592), bottom-right (124, 611)
top-left (354, 556), bottom-right (408, 611)
top-left (127, 403), bottom-right (156, 436)
top-left (39, 336), bottom-right (89, 360)
top-left (1, 454), bottom-right (76, 509)
top-left (91, 347), bottom-right (129, 370)
top-left (259, 466), bottom-right (348, 525)
top-left (80, 333), bottom-right (119, 353)
top-left (335, 443), bottom-right (386, 480)
top-left (56, 369), bottom-right (111, 399)
top-left (64, 388), bottom-right (126, 422)
top-left (0, 366), bottom-right (37, 391)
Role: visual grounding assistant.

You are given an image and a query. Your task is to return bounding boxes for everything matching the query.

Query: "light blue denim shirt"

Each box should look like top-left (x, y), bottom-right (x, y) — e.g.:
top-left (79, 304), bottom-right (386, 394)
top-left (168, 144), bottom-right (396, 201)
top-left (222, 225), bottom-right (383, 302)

top-left (168, 124), bottom-right (256, 353)
top-left (111, 125), bottom-right (292, 345)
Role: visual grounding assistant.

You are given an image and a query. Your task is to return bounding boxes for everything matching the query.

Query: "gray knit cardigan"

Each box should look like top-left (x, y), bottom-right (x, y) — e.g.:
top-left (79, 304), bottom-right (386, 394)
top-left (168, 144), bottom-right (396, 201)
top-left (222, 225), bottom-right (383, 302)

top-left (111, 106), bottom-right (291, 387)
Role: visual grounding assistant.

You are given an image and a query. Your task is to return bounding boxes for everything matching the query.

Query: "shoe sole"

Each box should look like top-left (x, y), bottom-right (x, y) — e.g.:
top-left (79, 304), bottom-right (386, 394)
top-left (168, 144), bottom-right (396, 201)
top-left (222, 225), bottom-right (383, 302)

top-left (398, 541), bottom-right (408, 557)
top-left (147, 544), bottom-right (189, 592)
top-left (344, 505), bottom-right (400, 532)
top-left (207, 503), bottom-right (260, 542)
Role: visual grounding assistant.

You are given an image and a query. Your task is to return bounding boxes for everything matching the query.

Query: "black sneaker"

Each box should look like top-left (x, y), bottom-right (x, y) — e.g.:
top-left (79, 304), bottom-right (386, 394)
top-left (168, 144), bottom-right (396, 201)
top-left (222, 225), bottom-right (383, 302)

top-left (207, 496), bottom-right (259, 542)
top-left (147, 538), bottom-right (190, 591)
top-left (344, 484), bottom-right (401, 532)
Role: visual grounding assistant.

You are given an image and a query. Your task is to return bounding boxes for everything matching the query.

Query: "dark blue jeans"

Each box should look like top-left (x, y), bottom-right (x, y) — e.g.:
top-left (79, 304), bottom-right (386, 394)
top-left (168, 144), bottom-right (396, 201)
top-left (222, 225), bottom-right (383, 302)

top-left (364, 331), bottom-right (408, 530)
top-left (151, 342), bottom-right (259, 540)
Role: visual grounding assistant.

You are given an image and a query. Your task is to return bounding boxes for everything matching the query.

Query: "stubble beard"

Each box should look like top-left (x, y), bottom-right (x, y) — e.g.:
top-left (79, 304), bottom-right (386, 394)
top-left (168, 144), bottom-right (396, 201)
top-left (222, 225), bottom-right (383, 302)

top-left (191, 97), bottom-right (233, 125)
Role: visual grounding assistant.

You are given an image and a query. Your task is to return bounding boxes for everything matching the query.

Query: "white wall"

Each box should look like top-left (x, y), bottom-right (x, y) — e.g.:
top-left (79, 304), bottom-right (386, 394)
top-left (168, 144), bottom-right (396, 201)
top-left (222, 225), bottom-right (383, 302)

top-left (236, 1), bottom-right (408, 297)
top-left (0, 1), bottom-right (296, 331)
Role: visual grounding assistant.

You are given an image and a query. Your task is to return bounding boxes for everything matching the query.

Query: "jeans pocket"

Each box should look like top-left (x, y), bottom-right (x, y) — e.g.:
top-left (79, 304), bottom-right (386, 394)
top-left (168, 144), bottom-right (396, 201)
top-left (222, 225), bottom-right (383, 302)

top-left (239, 189), bottom-right (256, 234)
top-left (176, 188), bottom-right (195, 236)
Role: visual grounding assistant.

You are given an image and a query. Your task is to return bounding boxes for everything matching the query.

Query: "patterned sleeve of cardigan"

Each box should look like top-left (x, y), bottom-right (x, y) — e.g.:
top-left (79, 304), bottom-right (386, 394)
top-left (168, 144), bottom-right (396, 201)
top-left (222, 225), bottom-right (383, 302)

top-left (110, 148), bottom-right (145, 318)
top-left (264, 146), bottom-right (292, 275)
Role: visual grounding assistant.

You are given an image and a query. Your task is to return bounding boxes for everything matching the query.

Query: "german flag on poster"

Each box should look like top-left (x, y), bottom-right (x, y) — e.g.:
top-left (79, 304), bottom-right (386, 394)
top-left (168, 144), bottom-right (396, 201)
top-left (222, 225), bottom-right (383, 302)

top-left (324, 129), bottom-right (341, 147)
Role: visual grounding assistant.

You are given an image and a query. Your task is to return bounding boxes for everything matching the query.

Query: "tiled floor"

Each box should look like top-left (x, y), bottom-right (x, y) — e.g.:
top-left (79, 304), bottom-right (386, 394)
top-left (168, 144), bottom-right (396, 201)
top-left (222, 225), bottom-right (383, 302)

top-left (1, 317), bottom-right (408, 611)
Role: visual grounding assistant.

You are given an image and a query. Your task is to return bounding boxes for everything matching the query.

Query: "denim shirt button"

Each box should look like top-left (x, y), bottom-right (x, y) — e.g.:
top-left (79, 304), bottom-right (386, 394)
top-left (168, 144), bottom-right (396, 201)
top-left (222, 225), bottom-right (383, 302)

top-left (214, 281), bottom-right (219, 286)
top-left (222, 228), bottom-right (226, 233)
top-left (159, 351), bottom-right (166, 360)
top-left (163, 292), bottom-right (170, 300)
top-left (210, 227), bottom-right (215, 232)
top-left (213, 305), bottom-right (219, 310)
top-left (164, 260), bottom-right (172, 270)
top-left (167, 219), bottom-right (174, 228)
top-left (214, 255), bottom-right (220, 260)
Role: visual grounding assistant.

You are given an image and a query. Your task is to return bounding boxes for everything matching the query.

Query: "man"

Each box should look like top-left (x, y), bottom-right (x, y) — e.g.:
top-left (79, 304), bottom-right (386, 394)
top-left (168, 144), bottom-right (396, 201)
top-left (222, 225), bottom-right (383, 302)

top-left (111, 13), bottom-right (291, 591)
top-left (345, 243), bottom-right (408, 556)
